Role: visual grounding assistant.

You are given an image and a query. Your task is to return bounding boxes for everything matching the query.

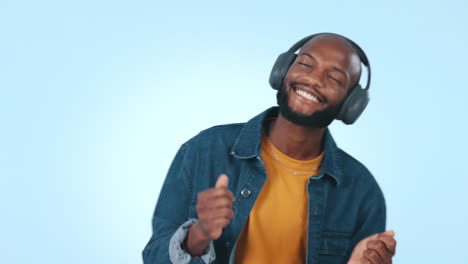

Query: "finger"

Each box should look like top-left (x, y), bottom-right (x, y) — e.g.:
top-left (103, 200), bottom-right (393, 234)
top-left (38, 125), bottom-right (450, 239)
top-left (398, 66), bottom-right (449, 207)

top-left (208, 208), bottom-right (234, 219)
top-left (365, 232), bottom-right (381, 241)
top-left (213, 189), bottom-right (235, 202)
top-left (197, 200), bottom-right (232, 215)
top-left (360, 257), bottom-right (372, 264)
top-left (211, 196), bottom-right (234, 209)
top-left (197, 195), bottom-right (233, 211)
top-left (199, 188), bottom-right (234, 202)
top-left (222, 189), bottom-right (235, 201)
top-left (199, 215), bottom-right (233, 234)
top-left (228, 190), bottom-right (235, 201)
top-left (366, 240), bottom-right (392, 263)
top-left (197, 199), bottom-right (232, 216)
top-left (363, 249), bottom-right (385, 264)
top-left (378, 234), bottom-right (397, 255)
top-left (212, 218), bottom-right (232, 229)
top-left (198, 203), bottom-right (234, 218)
top-left (381, 230), bottom-right (395, 238)
top-left (215, 174), bottom-right (229, 189)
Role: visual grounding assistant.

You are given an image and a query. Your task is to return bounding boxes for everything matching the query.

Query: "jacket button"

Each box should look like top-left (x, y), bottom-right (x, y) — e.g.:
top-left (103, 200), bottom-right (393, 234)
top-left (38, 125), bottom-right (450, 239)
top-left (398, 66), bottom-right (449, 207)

top-left (241, 189), bottom-right (251, 198)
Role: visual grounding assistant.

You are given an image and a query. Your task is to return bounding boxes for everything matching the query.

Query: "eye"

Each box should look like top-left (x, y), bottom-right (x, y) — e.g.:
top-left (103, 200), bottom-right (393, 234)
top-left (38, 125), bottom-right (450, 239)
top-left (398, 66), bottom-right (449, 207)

top-left (328, 75), bottom-right (343, 86)
top-left (298, 62), bottom-right (313, 69)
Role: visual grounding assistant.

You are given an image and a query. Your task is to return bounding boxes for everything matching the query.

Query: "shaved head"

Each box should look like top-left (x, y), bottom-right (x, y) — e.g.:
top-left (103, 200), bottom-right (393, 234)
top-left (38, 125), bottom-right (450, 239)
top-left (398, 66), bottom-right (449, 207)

top-left (300, 34), bottom-right (362, 90)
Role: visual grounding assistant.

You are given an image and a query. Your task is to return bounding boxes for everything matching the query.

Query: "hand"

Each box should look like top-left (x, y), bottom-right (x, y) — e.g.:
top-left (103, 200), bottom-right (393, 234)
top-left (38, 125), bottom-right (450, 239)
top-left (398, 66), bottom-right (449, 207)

top-left (348, 230), bottom-right (397, 264)
top-left (194, 174), bottom-right (235, 240)
top-left (186, 174), bottom-right (235, 256)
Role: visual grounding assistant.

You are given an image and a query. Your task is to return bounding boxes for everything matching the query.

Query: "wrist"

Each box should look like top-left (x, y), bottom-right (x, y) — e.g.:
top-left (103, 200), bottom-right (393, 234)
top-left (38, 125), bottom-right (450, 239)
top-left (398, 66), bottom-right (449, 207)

top-left (186, 222), bottom-right (211, 257)
top-left (192, 222), bottom-right (211, 242)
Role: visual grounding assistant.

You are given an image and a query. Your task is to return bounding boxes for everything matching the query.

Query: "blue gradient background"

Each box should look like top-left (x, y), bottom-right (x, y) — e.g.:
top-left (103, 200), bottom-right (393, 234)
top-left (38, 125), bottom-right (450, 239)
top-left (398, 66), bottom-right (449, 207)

top-left (2, 0), bottom-right (467, 263)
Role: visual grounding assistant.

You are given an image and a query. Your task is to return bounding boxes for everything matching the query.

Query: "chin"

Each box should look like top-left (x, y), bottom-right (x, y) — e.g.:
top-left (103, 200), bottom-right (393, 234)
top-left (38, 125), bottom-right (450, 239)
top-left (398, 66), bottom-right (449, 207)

top-left (288, 104), bottom-right (318, 117)
top-left (277, 88), bottom-right (339, 128)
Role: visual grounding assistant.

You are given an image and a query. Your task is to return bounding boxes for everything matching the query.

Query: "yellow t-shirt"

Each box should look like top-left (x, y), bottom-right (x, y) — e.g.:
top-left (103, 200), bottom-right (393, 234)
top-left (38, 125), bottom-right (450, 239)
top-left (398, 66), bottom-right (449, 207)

top-left (234, 135), bottom-right (324, 264)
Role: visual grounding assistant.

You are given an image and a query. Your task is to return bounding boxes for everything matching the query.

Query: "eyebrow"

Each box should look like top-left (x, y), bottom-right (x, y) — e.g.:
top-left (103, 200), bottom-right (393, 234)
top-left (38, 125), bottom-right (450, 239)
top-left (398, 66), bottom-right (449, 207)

top-left (300, 52), bottom-right (316, 61)
top-left (300, 52), bottom-right (347, 78)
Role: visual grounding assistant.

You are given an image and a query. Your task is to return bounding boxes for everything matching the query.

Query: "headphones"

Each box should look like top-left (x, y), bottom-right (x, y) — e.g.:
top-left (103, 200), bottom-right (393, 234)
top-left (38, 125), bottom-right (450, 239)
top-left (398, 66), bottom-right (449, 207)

top-left (269, 33), bottom-right (371, 125)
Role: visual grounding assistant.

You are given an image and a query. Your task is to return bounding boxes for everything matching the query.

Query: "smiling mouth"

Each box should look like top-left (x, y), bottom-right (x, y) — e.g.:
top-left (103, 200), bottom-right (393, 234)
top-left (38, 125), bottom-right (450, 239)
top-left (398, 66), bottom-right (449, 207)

top-left (292, 86), bottom-right (324, 104)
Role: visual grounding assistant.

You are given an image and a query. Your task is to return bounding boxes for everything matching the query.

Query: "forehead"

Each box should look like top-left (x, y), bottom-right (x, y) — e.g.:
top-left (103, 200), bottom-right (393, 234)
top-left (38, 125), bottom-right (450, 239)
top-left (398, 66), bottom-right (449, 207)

top-left (299, 35), bottom-right (359, 71)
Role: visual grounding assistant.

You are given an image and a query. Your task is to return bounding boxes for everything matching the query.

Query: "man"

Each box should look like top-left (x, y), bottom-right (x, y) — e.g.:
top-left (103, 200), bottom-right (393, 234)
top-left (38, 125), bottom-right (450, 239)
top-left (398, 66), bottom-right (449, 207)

top-left (143, 33), bottom-right (397, 264)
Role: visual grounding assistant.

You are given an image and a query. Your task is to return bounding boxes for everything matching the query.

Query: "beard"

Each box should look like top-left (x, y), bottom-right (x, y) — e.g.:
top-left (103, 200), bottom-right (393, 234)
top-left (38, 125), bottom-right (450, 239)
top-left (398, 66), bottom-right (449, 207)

top-left (276, 84), bottom-right (341, 128)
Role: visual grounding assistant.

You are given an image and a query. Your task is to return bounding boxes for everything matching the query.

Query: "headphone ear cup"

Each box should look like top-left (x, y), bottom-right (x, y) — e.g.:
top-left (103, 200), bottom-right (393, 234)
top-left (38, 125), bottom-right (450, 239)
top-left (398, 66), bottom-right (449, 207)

top-left (269, 52), bottom-right (297, 90)
top-left (337, 85), bottom-right (370, 125)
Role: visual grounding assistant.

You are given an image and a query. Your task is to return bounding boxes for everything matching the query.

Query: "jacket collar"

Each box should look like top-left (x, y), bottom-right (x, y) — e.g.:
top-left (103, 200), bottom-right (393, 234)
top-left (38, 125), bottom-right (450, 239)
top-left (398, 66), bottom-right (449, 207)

top-left (231, 107), bottom-right (343, 186)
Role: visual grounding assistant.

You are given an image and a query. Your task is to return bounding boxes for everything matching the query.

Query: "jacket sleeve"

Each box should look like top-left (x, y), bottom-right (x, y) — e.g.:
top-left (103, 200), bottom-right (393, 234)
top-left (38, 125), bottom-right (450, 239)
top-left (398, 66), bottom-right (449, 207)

top-left (348, 179), bottom-right (387, 259)
top-left (142, 143), bottom-right (216, 264)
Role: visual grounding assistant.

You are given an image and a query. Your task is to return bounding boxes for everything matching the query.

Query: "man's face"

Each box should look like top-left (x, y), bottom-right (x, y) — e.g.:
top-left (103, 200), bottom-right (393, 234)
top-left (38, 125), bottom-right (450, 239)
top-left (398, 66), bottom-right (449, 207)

top-left (277, 35), bottom-right (361, 128)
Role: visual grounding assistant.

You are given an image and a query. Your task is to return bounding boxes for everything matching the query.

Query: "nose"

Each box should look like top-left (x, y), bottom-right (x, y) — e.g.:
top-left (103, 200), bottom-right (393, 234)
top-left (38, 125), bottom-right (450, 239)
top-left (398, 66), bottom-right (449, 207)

top-left (301, 69), bottom-right (325, 89)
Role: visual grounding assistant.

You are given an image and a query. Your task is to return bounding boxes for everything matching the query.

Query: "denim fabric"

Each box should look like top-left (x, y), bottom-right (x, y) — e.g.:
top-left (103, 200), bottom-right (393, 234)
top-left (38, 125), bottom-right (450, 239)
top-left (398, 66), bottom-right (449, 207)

top-left (142, 107), bottom-right (386, 264)
top-left (168, 218), bottom-right (216, 263)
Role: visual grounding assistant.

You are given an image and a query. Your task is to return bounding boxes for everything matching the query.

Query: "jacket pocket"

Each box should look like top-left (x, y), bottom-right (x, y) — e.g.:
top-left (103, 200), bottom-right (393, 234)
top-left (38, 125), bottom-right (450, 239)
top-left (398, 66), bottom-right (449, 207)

top-left (319, 232), bottom-right (351, 256)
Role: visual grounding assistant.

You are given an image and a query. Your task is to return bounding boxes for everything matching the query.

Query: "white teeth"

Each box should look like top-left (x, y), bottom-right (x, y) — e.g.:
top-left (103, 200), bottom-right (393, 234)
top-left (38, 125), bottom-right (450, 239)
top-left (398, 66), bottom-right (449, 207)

top-left (296, 89), bottom-right (319, 103)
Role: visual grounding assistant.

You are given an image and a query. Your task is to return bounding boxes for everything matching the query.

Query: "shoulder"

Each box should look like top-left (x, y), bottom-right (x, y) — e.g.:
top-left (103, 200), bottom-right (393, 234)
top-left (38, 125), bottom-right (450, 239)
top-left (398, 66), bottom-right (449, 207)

top-left (186, 123), bottom-right (245, 144)
top-left (337, 148), bottom-right (383, 195)
top-left (179, 122), bottom-right (246, 156)
top-left (338, 148), bottom-right (372, 179)
top-left (198, 123), bottom-right (245, 139)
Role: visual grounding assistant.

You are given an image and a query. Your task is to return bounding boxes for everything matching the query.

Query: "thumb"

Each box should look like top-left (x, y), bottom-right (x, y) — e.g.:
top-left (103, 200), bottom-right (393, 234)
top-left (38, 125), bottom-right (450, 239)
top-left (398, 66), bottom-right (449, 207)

top-left (380, 230), bottom-right (395, 238)
top-left (215, 174), bottom-right (229, 189)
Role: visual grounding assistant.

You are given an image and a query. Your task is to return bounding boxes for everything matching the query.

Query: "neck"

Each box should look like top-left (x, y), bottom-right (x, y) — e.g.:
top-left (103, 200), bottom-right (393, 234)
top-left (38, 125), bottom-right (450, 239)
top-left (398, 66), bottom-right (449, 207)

top-left (268, 113), bottom-right (325, 161)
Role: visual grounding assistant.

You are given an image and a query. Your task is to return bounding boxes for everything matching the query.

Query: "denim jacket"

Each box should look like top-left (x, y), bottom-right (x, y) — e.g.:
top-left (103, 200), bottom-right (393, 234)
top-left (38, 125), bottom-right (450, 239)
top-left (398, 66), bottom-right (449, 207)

top-left (142, 107), bottom-right (386, 264)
